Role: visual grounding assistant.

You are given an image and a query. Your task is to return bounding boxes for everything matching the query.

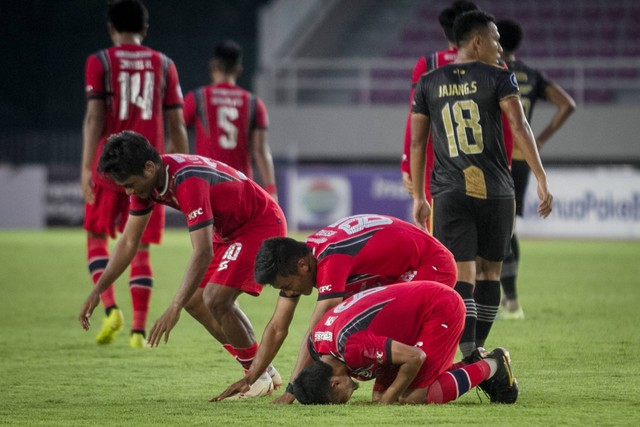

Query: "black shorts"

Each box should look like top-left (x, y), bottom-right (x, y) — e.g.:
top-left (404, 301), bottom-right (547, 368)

top-left (511, 160), bottom-right (530, 217)
top-left (432, 192), bottom-right (515, 262)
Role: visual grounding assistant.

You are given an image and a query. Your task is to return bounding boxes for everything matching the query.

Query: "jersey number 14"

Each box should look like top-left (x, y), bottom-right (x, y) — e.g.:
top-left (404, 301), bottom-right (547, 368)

top-left (118, 71), bottom-right (154, 120)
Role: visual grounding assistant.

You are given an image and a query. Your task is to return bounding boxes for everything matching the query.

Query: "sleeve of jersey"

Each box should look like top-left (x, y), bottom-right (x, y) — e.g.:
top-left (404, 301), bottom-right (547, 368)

top-left (163, 60), bottom-right (184, 109)
top-left (315, 256), bottom-right (352, 301)
top-left (497, 70), bottom-right (521, 102)
top-left (129, 195), bottom-right (154, 216)
top-left (175, 176), bottom-right (215, 232)
top-left (536, 69), bottom-right (552, 100)
top-left (411, 57), bottom-right (427, 88)
top-left (411, 76), bottom-right (430, 116)
top-left (183, 91), bottom-right (196, 126)
top-left (255, 98), bottom-right (269, 129)
top-left (343, 331), bottom-right (392, 369)
top-left (84, 54), bottom-right (104, 100)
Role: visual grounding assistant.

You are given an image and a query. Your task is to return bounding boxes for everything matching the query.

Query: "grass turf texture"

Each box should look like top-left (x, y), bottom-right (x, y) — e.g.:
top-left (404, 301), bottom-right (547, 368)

top-left (0, 229), bottom-right (639, 426)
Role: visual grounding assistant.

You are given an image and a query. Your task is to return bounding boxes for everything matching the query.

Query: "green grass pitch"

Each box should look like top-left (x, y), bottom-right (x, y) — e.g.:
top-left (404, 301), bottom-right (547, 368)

top-left (0, 229), bottom-right (639, 426)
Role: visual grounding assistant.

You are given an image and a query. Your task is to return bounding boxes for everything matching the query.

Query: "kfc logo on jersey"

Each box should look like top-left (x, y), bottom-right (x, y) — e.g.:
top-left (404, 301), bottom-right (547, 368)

top-left (188, 208), bottom-right (203, 220)
top-left (314, 331), bottom-right (333, 342)
top-left (318, 284), bottom-right (333, 293)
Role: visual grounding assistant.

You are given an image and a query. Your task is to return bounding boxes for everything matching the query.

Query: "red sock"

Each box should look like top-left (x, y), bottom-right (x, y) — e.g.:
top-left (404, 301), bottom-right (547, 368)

top-left (87, 236), bottom-right (116, 310)
top-left (130, 250), bottom-right (152, 333)
top-left (427, 360), bottom-right (491, 404)
top-left (232, 342), bottom-right (259, 371)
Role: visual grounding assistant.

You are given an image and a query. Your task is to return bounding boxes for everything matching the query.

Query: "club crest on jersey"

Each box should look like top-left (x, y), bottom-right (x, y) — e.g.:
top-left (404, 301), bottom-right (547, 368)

top-left (188, 208), bottom-right (204, 220)
top-left (399, 270), bottom-right (417, 282)
top-left (510, 73), bottom-right (519, 89)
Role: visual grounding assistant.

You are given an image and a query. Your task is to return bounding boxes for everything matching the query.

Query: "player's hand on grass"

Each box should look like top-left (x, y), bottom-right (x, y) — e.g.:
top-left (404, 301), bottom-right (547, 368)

top-left (272, 391), bottom-right (295, 404)
top-left (79, 291), bottom-right (100, 331)
top-left (209, 378), bottom-right (251, 402)
top-left (148, 306), bottom-right (181, 347)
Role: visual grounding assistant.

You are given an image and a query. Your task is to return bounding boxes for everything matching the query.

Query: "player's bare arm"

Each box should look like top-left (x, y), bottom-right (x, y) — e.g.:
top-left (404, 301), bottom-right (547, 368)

top-left (80, 99), bottom-right (105, 204)
top-left (377, 340), bottom-right (426, 404)
top-left (148, 224), bottom-right (213, 347)
top-left (273, 296), bottom-right (343, 404)
top-left (212, 295), bottom-right (299, 401)
top-left (251, 129), bottom-right (278, 200)
top-left (409, 112), bottom-right (432, 230)
top-left (165, 107), bottom-right (189, 154)
top-left (500, 96), bottom-right (553, 218)
top-left (536, 83), bottom-right (576, 147)
top-left (78, 212), bottom-right (150, 330)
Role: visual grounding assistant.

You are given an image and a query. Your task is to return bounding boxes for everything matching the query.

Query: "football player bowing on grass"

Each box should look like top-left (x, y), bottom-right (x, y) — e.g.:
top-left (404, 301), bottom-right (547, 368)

top-left (213, 214), bottom-right (458, 403)
top-left (293, 281), bottom-right (518, 405)
top-left (78, 131), bottom-right (286, 398)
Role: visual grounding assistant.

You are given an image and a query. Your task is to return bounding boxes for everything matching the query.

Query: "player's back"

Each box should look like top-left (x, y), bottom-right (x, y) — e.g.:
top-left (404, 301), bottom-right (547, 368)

top-left (86, 44), bottom-right (180, 151)
top-left (415, 62), bottom-right (517, 199)
top-left (152, 154), bottom-right (278, 239)
top-left (188, 82), bottom-right (265, 177)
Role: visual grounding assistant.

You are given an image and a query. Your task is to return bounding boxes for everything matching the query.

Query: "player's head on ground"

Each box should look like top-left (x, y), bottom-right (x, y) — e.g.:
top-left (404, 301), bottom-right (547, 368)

top-left (454, 10), bottom-right (501, 64)
top-left (496, 19), bottom-right (523, 54)
top-left (98, 131), bottom-right (162, 199)
top-left (209, 40), bottom-right (243, 76)
top-left (293, 360), bottom-right (359, 405)
top-left (107, 0), bottom-right (149, 34)
top-left (439, 0), bottom-right (478, 43)
top-left (254, 237), bottom-right (315, 297)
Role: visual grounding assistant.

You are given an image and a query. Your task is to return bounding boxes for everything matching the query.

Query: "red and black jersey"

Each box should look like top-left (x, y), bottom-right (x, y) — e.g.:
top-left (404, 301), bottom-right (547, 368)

top-left (129, 154), bottom-right (279, 240)
top-left (183, 82), bottom-right (268, 178)
top-left (303, 214), bottom-right (452, 300)
top-left (308, 281), bottom-right (460, 381)
top-left (85, 44), bottom-right (183, 188)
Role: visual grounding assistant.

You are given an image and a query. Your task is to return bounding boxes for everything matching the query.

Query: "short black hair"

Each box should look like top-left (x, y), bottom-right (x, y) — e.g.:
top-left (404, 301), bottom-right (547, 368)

top-left (254, 237), bottom-right (311, 285)
top-left (496, 19), bottom-right (523, 52)
top-left (107, 0), bottom-right (149, 33)
top-left (292, 361), bottom-right (335, 405)
top-left (453, 10), bottom-right (496, 46)
top-left (210, 40), bottom-right (243, 74)
top-left (98, 131), bottom-right (161, 182)
top-left (438, 1), bottom-right (478, 42)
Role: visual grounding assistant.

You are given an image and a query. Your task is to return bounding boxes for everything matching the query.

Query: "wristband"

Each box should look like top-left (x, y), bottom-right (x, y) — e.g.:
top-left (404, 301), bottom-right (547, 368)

top-left (264, 183), bottom-right (277, 195)
top-left (285, 382), bottom-right (294, 394)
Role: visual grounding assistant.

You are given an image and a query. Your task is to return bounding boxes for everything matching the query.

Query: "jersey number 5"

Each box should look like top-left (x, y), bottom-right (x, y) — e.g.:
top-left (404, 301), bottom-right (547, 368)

top-left (118, 71), bottom-right (154, 120)
top-left (217, 107), bottom-right (239, 149)
top-left (441, 100), bottom-right (484, 157)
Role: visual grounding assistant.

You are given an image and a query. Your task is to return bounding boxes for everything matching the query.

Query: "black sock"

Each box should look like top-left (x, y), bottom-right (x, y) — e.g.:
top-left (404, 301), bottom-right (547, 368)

top-left (105, 305), bottom-right (118, 316)
top-left (474, 280), bottom-right (501, 348)
top-left (454, 281), bottom-right (476, 358)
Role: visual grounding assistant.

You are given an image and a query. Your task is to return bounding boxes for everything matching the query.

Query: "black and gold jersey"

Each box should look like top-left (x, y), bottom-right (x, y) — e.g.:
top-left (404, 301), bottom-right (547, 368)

top-left (412, 61), bottom-right (518, 199)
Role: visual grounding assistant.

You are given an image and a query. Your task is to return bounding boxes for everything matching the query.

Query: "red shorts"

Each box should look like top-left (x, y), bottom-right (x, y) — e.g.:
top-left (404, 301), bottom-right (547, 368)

top-left (199, 212), bottom-right (287, 296)
top-left (374, 290), bottom-right (464, 392)
top-left (412, 248), bottom-right (458, 288)
top-left (83, 184), bottom-right (164, 244)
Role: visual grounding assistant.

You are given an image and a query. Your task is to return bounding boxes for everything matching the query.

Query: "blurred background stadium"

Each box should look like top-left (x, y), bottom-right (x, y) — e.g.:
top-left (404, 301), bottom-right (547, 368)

top-left (1, 0), bottom-right (638, 238)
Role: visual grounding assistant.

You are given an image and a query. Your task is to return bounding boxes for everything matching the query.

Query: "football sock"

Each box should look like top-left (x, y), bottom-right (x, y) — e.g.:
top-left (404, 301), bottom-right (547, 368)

top-left (474, 280), bottom-right (501, 348)
top-left (454, 281), bottom-right (476, 358)
top-left (500, 233), bottom-right (520, 300)
top-left (130, 250), bottom-right (153, 333)
top-left (426, 360), bottom-right (492, 404)
top-left (87, 236), bottom-right (116, 310)
top-left (232, 342), bottom-right (259, 371)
